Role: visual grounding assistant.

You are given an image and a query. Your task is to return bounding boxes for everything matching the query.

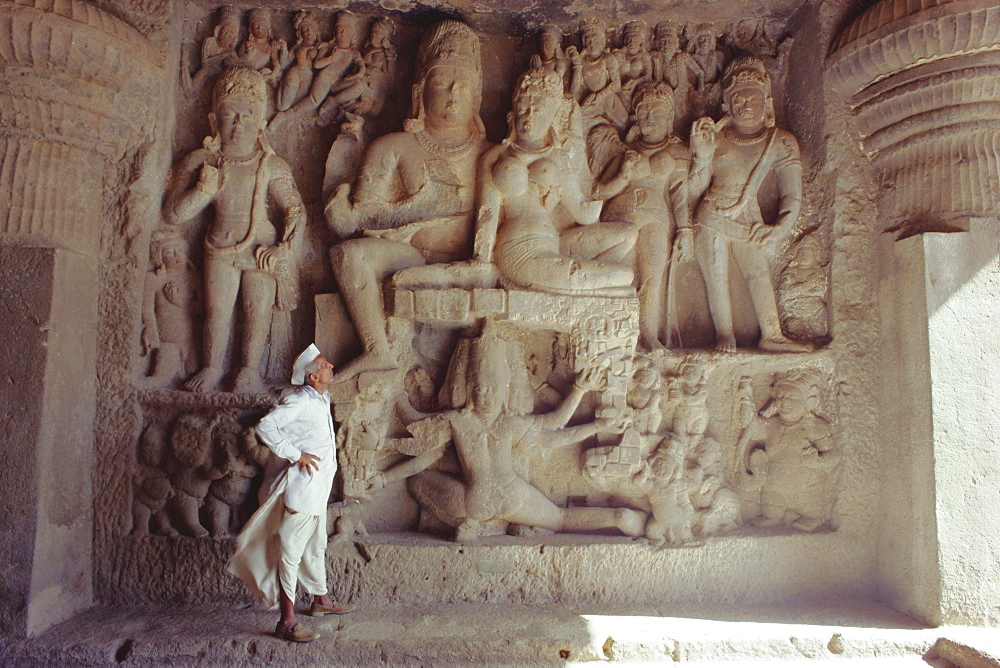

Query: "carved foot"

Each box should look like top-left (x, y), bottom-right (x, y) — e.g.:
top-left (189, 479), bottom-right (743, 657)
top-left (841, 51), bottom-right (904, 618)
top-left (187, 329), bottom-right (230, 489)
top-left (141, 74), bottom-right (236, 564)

top-left (331, 352), bottom-right (398, 385)
top-left (232, 367), bottom-right (264, 394)
top-left (714, 333), bottom-right (737, 353)
top-left (759, 336), bottom-right (814, 353)
top-left (639, 335), bottom-right (667, 353)
top-left (616, 508), bottom-right (649, 537)
top-left (184, 367), bottom-right (223, 393)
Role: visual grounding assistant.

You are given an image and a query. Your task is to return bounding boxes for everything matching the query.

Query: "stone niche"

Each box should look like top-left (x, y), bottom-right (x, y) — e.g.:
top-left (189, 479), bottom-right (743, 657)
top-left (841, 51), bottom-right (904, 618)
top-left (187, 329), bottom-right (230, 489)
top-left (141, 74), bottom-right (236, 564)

top-left (81, 0), bottom-right (922, 618)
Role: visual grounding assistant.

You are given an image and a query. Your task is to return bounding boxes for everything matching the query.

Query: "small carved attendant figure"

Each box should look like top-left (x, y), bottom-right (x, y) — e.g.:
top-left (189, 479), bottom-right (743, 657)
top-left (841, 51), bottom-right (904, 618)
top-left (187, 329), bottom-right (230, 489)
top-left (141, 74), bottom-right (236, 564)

top-left (164, 67), bottom-right (306, 393)
top-left (567, 16), bottom-right (628, 130)
top-left (738, 370), bottom-right (839, 531)
top-left (239, 7), bottom-right (287, 79)
top-left (596, 82), bottom-right (692, 350)
top-left (615, 21), bottom-right (654, 103)
top-left (183, 5), bottom-right (242, 96)
top-left (634, 441), bottom-right (695, 546)
top-left (688, 57), bottom-right (809, 352)
top-left (141, 233), bottom-right (202, 386)
top-left (530, 26), bottom-right (569, 86)
top-left (293, 11), bottom-right (366, 125)
top-left (354, 17), bottom-right (396, 119)
top-left (685, 23), bottom-right (726, 119)
top-left (324, 21), bottom-right (493, 384)
top-left (652, 21), bottom-right (693, 133)
top-left (276, 10), bottom-right (323, 112)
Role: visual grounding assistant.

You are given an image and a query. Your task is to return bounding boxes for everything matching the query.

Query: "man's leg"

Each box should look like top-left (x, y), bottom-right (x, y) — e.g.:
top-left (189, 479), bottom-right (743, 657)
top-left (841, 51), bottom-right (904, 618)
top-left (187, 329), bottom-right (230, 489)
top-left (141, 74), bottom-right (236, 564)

top-left (329, 238), bottom-right (425, 383)
top-left (186, 258), bottom-right (241, 392)
top-left (300, 509), bottom-right (356, 615)
top-left (275, 507), bottom-right (319, 641)
top-left (693, 226), bottom-right (736, 352)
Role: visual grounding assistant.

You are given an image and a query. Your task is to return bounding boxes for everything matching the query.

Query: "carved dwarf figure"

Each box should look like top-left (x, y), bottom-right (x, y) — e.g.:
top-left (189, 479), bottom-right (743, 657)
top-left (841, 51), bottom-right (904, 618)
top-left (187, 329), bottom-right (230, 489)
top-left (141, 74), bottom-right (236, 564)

top-left (276, 10), bottom-right (323, 112)
top-left (684, 437), bottom-right (740, 536)
top-left (633, 440), bottom-right (695, 546)
top-left (353, 17), bottom-right (396, 119)
top-left (688, 57), bottom-right (809, 352)
top-left (164, 67), bottom-right (306, 393)
top-left (377, 326), bottom-right (647, 541)
top-left (323, 21), bottom-right (493, 384)
top-left (738, 369), bottom-right (839, 531)
top-left (239, 7), bottom-right (287, 79)
top-left (131, 423), bottom-right (177, 537)
top-left (141, 232), bottom-right (202, 385)
top-left (778, 234), bottom-right (830, 339)
top-left (596, 82), bottom-right (692, 350)
top-left (204, 423), bottom-right (261, 537)
top-left (567, 17), bottom-right (628, 131)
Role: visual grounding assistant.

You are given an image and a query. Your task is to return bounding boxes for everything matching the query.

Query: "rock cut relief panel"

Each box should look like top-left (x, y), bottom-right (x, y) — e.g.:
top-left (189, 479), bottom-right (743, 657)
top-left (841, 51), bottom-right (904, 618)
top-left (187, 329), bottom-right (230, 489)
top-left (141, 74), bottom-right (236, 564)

top-left (137, 8), bottom-right (836, 548)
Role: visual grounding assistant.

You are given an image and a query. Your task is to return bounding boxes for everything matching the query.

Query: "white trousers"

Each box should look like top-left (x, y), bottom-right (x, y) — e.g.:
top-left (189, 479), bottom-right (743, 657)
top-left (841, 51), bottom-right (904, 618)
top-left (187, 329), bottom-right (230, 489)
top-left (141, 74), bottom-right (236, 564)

top-left (278, 506), bottom-right (329, 601)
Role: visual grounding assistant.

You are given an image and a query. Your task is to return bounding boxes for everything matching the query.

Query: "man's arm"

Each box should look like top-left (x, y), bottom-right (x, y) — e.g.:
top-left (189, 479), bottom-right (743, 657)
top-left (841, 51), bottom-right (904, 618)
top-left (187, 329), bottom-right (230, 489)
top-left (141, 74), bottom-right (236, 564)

top-left (255, 392), bottom-right (307, 463)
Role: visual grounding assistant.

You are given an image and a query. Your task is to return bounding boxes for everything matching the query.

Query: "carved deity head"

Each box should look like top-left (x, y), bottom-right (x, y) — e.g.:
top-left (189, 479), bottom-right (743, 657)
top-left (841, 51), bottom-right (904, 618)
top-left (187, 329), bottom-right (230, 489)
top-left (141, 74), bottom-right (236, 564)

top-left (770, 369), bottom-right (820, 422)
top-left (721, 56), bottom-right (775, 130)
top-left (210, 67), bottom-right (268, 156)
top-left (293, 10), bottom-right (321, 45)
top-left (690, 23), bottom-right (717, 55)
top-left (539, 26), bottom-right (562, 58)
top-left (630, 81), bottom-right (674, 143)
top-left (469, 324), bottom-right (511, 416)
top-left (247, 7), bottom-right (271, 40)
top-left (579, 16), bottom-right (608, 56)
top-left (405, 21), bottom-right (485, 138)
top-left (150, 234), bottom-right (190, 274)
top-left (214, 5), bottom-right (241, 50)
top-left (655, 21), bottom-right (680, 54)
top-left (622, 21), bottom-right (648, 54)
top-left (334, 11), bottom-right (359, 50)
top-left (508, 70), bottom-right (563, 147)
top-left (368, 17), bottom-right (394, 48)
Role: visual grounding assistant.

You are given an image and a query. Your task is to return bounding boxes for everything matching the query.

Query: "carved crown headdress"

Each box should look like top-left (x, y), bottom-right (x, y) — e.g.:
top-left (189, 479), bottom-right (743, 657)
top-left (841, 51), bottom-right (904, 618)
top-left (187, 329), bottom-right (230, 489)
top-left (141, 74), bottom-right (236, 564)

top-left (212, 66), bottom-right (267, 109)
top-left (722, 55), bottom-right (772, 95)
top-left (217, 5), bottom-right (241, 23)
top-left (247, 6), bottom-right (270, 26)
top-left (414, 20), bottom-right (482, 85)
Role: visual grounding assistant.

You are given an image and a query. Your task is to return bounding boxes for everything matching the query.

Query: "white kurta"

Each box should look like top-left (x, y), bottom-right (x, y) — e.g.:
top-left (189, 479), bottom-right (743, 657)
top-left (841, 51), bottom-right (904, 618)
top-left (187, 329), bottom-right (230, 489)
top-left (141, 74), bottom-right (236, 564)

top-left (228, 385), bottom-right (337, 606)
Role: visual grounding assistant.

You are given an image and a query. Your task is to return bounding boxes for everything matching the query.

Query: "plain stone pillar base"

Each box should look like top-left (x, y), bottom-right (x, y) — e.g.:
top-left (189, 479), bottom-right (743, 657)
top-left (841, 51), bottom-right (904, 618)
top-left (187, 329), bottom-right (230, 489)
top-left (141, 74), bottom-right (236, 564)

top-left (0, 247), bottom-right (96, 636)
top-left (922, 220), bottom-right (1000, 626)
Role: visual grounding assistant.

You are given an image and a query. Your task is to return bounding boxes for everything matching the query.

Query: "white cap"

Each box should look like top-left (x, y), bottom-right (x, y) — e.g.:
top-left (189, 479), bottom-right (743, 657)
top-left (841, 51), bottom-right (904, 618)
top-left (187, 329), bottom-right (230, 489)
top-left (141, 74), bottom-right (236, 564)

top-left (291, 343), bottom-right (322, 385)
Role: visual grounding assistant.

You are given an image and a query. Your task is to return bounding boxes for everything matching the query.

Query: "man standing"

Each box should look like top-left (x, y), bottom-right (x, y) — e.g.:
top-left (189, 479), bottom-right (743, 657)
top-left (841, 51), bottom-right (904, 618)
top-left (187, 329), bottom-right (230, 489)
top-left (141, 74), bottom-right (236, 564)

top-left (229, 344), bottom-right (355, 643)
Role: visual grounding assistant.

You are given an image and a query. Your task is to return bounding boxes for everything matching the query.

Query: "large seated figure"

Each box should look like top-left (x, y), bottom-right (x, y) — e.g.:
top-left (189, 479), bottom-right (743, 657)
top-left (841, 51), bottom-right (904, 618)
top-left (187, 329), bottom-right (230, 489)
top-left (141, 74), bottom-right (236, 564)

top-left (164, 67), bottom-right (306, 393)
top-left (476, 70), bottom-right (636, 296)
top-left (323, 21), bottom-right (493, 384)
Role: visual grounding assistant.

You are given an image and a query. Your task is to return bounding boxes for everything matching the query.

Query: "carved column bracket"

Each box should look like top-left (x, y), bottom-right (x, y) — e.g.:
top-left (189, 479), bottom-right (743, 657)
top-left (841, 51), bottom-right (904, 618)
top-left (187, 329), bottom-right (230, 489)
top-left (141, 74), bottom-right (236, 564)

top-left (827, 0), bottom-right (1000, 238)
top-left (0, 0), bottom-right (160, 253)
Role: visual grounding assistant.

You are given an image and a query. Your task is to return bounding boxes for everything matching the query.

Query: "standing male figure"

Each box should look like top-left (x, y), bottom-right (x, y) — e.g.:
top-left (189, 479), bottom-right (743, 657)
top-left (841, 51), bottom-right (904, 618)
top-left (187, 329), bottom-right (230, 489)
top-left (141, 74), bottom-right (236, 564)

top-left (229, 344), bottom-right (355, 643)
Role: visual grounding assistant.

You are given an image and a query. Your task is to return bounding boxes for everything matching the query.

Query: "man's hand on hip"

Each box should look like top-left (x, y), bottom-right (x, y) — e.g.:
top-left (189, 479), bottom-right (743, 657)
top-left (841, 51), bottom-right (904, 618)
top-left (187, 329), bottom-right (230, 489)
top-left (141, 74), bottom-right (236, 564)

top-left (296, 452), bottom-right (321, 475)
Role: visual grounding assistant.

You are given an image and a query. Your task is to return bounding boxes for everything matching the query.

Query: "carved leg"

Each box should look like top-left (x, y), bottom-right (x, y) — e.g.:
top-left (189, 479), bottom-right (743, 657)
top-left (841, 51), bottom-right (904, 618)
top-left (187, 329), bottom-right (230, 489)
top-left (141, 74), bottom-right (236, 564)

top-left (329, 239), bottom-right (424, 384)
top-left (204, 495), bottom-right (230, 538)
top-left (731, 242), bottom-right (811, 352)
top-left (130, 501), bottom-right (152, 537)
top-left (186, 258), bottom-right (241, 392)
top-left (560, 222), bottom-right (637, 263)
top-left (634, 222), bottom-right (671, 350)
top-left (172, 491), bottom-right (209, 538)
top-left (693, 226), bottom-right (736, 352)
top-left (233, 270), bottom-right (277, 394)
top-left (406, 470), bottom-right (467, 530)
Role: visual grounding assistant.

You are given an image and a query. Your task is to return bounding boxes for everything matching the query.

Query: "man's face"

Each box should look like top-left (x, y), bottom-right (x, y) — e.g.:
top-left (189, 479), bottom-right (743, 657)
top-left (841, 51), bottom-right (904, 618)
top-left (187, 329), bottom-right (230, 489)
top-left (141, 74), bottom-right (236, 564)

top-left (624, 30), bottom-right (643, 54)
top-left (310, 355), bottom-right (335, 386)
top-left (513, 87), bottom-right (558, 145)
top-left (423, 65), bottom-right (476, 127)
top-left (335, 17), bottom-right (355, 48)
top-left (657, 30), bottom-right (678, 54)
top-left (161, 244), bottom-right (186, 270)
top-left (636, 98), bottom-right (672, 142)
top-left (727, 84), bottom-right (767, 131)
top-left (215, 96), bottom-right (265, 155)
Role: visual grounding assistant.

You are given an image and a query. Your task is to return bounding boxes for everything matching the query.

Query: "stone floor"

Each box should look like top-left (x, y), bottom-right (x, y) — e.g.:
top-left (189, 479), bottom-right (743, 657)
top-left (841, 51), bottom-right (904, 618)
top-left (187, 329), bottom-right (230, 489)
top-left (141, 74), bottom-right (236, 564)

top-left (1, 600), bottom-right (997, 666)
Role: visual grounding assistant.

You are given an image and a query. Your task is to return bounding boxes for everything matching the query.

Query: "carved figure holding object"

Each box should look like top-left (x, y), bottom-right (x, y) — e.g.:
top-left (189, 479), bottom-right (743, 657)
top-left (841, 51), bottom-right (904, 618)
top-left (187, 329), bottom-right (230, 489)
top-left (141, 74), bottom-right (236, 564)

top-left (276, 11), bottom-right (323, 112)
top-left (164, 67), bottom-right (306, 393)
top-left (567, 16), bottom-right (628, 130)
top-left (614, 21), bottom-right (654, 105)
top-left (182, 5), bottom-right (243, 97)
top-left (530, 26), bottom-right (569, 90)
top-left (239, 7), bottom-right (287, 80)
top-left (291, 11), bottom-right (366, 126)
top-left (688, 57), bottom-right (811, 353)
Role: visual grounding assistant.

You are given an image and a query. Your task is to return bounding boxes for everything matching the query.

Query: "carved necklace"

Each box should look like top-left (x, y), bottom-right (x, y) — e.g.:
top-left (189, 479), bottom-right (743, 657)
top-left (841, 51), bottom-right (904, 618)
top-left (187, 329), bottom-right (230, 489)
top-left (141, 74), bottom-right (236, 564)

top-left (219, 149), bottom-right (263, 167)
top-left (635, 136), bottom-right (671, 151)
top-left (723, 125), bottom-right (768, 146)
top-left (415, 129), bottom-right (475, 158)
